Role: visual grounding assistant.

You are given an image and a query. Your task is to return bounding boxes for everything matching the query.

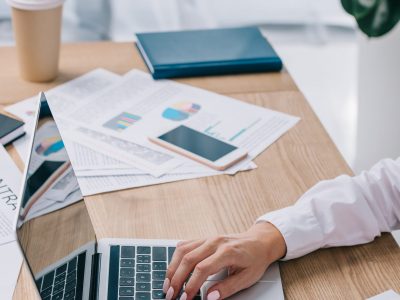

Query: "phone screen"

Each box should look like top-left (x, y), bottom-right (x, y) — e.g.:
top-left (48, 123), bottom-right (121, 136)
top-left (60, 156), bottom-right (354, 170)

top-left (158, 125), bottom-right (237, 162)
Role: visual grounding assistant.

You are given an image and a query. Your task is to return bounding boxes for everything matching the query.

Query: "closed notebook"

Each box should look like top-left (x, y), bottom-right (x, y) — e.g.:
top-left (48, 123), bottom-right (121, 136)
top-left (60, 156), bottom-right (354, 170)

top-left (136, 27), bottom-right (282, 79)
top-left (0, 113), bottom-right (25, 146)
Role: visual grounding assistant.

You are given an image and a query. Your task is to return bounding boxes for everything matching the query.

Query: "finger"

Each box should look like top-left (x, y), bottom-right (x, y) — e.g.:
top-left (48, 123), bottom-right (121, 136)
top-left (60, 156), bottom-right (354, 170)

top-left (169, 240), bottom-right (223, 299)
top-left (181, 247), bottom-right (235, 300)
top-left (176, 239), bottom-right (197, 247)
top-left (206, 269), bottom-right (258, 300)
top-left (165, 239), bottom-right (205, 293)
top-left (167, 240), bottom-right (205, 279)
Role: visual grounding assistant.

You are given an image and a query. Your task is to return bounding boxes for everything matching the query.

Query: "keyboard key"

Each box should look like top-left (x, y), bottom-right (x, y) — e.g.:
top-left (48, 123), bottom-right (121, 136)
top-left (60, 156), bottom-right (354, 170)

top-left (52, 282), bottom-right (64, 293)
top-left (51, 291), bottom-right (64, 300)
top-left (120, 259), bottom-right (134, 267)
top-left (40, 287), bottom-right (52, 298)
top-left (67, 257), bottom-right (77, 273)
top-left (119, 297), bottom-right (134, 300)
top-left (137, 246), bottom-right (151, 254)
top-left (136, 255), bottom-right (151, 264)
top-left (137, 273), bottom-right (151, 282)
top-left (137, 264), bottom-right (151, 272)
top-left (54, 273), bottom-right (66, 286)
top-left (136, 282), bottom-right (151, 291)
top-left (64, 288), bottom-right (75, 300)
top-left (119, 287), bottom-right (134, 296)
top-left (65, 279), bottom-right (76, 292)
top-left (42, 271), bottom-right (55, 291)
top-left (152, 247), bottom-right (167, 261)
top-left (35, 277), bottom-right (42, 290)
top-left (153, 290), bottom-right (166, 299)
top-left (152, 281), bottom-right (163, 289)
top-left (120, 268), bottom-right (134, 278)
top-left (56, 263), bottom-right (67, 276)
top-left (121, 246), bottom-right (135, 258)
top-left (66, 270), bottom-right (76, 283)
top-left (136, 292), bottom-right (151, 300)
top-left (152, 262), bottom-right (167, 270)
top-left (120, 277), bottom-right (134, 286)
top-left (152, 271), bottom-right (166, 281)
top-left (168, 247), bottom-right (176, 263)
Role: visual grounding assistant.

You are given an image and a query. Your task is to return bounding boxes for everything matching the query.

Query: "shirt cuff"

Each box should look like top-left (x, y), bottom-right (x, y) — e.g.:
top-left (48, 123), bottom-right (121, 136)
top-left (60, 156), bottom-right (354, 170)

top-left (256, 204), bottom-right (325, 260)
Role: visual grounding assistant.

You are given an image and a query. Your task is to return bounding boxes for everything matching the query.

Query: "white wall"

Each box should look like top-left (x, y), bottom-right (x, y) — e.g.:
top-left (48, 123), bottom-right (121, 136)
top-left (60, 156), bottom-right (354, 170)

top-left (355, 24), bottom-right (400, 173)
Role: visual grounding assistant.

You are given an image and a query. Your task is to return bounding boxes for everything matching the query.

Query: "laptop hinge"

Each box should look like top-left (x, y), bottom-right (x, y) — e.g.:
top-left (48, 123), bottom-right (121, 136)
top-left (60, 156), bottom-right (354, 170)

top-left (89, 253), bottom-right (102, 300)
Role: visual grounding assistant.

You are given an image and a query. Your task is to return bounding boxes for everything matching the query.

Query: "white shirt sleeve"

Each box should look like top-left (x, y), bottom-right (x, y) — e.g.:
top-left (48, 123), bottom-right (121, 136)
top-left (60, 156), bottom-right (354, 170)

top-left (257, 157), bottom-right (400, 260)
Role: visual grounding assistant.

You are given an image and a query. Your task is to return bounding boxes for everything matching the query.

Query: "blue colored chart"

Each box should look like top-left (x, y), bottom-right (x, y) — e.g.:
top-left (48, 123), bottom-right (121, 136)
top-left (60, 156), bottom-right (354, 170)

top-left (162, 102), bottom-right (201, 121)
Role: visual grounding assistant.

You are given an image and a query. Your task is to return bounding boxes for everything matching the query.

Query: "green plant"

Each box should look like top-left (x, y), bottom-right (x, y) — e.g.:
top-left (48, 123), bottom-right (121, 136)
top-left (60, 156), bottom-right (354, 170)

top-left (341, 0), bottom-right (400, 37)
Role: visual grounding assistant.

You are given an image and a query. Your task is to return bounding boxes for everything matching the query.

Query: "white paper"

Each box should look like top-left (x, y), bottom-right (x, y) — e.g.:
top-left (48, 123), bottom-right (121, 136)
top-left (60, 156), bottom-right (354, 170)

top-left (5, 68), bottom-right (121, 165)
top-left (77, 162), bottom-right (256, 196)
top-left (5, 97), bottom-right (38, 164)
top-left (0, 145), bottom-right (21, 245)
top-left (55, 70), bottom-right (299, 177)
top-left (0, 240), bottom-right (23, 300)
top-left (79, 172), bottom-right (216, 196)
top-left (71, 140), bottom-right (256, 177)
top-left (368, 290), bottom-right (400, 300)
top-left (45, 68), bottom-right (121, 116)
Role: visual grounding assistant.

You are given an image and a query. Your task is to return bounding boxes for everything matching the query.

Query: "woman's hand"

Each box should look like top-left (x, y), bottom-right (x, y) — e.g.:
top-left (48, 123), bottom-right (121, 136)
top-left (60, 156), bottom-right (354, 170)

top-left (163, 222), bottom-right (287, 300)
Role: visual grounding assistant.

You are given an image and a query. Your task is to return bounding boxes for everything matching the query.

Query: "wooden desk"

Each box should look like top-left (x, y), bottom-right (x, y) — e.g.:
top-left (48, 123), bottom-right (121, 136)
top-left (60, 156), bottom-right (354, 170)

top-left (1, 42), bottom-right (399, 299)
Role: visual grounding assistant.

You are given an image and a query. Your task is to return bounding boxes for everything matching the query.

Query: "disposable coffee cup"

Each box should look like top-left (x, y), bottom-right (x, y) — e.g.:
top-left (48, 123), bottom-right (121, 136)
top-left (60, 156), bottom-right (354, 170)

top-left (7, 0), bottom-right (65, 82)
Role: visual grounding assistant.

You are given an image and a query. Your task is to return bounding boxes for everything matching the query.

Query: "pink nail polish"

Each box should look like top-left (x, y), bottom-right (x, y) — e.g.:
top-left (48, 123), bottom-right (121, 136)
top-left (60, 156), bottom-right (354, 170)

top-left (166, 287), bottom-right (174, 300)
top-left (179, 292), bottom-right (188, 300)
top-left (207, 290), bottom-right (221, 300)
top-left (163, 278), bottom-right (170, 293)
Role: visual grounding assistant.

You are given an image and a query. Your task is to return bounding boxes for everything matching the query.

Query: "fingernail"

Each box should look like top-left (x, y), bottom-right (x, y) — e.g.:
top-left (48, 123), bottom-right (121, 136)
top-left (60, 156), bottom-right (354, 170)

top-left (179, 292), bottom-right (188, 300)
top-left (166, 287), bottom-right (174, 300)
top-left (163, 278), bottom-right (170, 293)
top-left (207, 290), bottom-right (221, 300)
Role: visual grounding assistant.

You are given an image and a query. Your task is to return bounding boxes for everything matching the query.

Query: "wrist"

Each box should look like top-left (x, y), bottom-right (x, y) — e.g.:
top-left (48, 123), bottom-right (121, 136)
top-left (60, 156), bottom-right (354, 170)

top-left (251, 222), bottom-right (287, 262)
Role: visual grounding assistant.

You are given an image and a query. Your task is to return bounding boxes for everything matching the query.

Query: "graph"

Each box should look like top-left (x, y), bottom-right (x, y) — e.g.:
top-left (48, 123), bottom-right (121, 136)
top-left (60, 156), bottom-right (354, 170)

top-left (103, 112), bottom-right (141, 132)
top-left (162, 102), bottom-right (201, 121)
top-left (204, 118), bottom-right (262, 142)
top-left (36, 136), bottom-right (65, 157)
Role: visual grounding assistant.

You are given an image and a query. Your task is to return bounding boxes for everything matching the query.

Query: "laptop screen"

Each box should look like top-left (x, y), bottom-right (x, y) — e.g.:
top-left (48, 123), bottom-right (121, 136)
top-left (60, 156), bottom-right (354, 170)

top-left (16, 94), bottom-right (96, 299)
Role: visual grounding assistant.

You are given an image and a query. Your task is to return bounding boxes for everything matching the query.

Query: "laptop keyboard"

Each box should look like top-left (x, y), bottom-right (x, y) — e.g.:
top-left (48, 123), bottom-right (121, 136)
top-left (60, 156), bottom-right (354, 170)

top-left (108, 245), bottom-right (202, 300)
top-left (35, 252), bottom-right (86, 300)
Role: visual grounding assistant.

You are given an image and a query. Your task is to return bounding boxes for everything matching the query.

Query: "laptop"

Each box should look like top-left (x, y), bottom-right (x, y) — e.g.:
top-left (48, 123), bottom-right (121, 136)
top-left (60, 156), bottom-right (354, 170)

top-left (14, 92), bottom-right (284, 300)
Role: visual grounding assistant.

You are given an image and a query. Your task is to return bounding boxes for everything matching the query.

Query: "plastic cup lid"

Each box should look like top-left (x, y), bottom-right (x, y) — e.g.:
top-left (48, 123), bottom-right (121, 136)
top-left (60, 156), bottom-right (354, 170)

top-left (6, 0), bottom-right (64, 10)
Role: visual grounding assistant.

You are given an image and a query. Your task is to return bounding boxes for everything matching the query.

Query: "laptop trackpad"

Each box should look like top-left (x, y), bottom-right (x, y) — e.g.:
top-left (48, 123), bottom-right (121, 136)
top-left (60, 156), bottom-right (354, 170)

top-left (202, 280), bottom-right (284, 299)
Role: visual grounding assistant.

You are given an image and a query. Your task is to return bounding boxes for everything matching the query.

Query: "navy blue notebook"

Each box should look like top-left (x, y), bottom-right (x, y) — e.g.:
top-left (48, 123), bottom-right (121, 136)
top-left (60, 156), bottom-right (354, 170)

top-left (136, 27), bottom-right (282, 79)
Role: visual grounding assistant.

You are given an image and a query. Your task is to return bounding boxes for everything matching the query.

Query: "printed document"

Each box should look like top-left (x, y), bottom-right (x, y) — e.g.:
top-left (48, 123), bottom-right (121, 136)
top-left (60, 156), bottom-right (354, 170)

top-left (0, 240), bottom-right (23, 300)
top-left (5, 68), bottom-right (121, 164)
top-left (0, 144), bottom-right (21, 245)
top-left (53, 70), bottom-right (299, 177)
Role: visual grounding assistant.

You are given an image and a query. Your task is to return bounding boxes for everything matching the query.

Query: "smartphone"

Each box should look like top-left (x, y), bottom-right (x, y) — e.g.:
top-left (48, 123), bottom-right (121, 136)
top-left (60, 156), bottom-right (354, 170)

top-left (149, 125), bottom-right (248, 171)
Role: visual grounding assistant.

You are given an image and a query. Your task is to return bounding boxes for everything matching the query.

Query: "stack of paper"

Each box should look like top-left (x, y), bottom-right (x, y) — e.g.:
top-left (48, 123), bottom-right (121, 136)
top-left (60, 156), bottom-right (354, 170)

top-left (0, 144), bottom-right (23, 299)
top-left (6, 68), bottom-right (300, 197)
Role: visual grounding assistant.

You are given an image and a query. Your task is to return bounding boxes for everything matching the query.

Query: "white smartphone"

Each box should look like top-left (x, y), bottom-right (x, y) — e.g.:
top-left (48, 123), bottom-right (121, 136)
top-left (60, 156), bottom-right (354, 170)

top-left (149, 125), bottom-right (248, 171)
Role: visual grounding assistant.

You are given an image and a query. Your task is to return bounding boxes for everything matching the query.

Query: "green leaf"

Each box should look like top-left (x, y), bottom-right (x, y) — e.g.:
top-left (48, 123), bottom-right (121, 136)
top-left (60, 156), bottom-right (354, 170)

top-left (341, 0), bottom-right (400, 37)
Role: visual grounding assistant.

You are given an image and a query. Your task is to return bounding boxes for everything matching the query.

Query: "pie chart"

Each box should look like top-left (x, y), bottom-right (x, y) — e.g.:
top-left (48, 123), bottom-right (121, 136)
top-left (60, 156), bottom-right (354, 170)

top-left (162, 102), bottom-right (201, 121)
top-left (35, 136), bottom-right (65, 157)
